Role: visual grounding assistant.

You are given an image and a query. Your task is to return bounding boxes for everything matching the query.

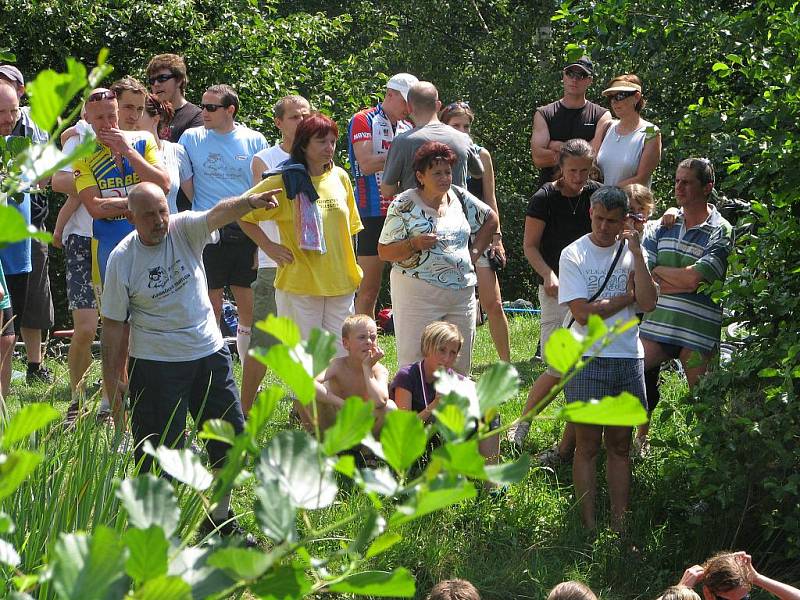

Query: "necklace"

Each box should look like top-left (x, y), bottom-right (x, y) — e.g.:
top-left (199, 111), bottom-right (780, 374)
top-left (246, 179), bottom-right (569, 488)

top-left (568, 194), bottom-right (582, 215)
top-left (614, 119), bottom-right (641, 142)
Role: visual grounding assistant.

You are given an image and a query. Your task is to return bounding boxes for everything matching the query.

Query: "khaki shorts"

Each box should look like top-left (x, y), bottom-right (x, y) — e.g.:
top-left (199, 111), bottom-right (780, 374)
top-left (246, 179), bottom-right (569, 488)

top-left (250, 267), bottom-right (279, 350)
top-left (538, 284), bottom-right (570, 377)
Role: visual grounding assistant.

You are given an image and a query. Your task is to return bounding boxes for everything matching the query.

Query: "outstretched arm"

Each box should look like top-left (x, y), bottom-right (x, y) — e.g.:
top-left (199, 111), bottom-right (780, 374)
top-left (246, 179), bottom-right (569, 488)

top-left (206, 189), bottom-right (280, 232)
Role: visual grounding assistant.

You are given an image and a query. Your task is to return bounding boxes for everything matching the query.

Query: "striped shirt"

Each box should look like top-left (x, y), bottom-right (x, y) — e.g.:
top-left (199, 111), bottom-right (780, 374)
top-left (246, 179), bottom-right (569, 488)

top-left (639, 205), bottom-right (733, 352)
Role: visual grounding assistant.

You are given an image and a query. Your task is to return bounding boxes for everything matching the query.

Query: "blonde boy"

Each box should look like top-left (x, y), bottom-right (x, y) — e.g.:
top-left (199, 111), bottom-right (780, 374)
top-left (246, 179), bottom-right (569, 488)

top-left (315, 314), bottom-right (393, 435)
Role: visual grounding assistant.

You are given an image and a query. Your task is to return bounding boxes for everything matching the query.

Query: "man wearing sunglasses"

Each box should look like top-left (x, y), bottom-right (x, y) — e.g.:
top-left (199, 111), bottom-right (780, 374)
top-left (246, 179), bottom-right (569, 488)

top-left (145, 54), bottom-right (203, 143)
top-left (179, 84), bottom-right (267, 357)
top-left (347, 72), bottom-right (417, 318)
top-left (530, 56), bottom-right (610, 185)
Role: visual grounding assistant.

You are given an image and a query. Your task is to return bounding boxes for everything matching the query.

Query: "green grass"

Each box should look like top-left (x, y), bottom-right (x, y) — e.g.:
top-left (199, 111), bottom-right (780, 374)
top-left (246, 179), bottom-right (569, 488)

top-left (5, 316), bottom-right (733, 600)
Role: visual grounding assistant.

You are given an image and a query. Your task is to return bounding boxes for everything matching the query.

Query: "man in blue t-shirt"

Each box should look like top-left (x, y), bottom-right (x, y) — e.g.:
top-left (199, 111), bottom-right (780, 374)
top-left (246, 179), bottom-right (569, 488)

top-left (179, 84), bottom-right (267, 356)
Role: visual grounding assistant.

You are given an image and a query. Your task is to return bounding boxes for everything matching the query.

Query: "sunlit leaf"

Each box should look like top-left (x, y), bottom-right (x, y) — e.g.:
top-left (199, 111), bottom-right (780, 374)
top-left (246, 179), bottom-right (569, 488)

top-left (207, 547), bottom-right (276, 580)
top-left (432, 440), bottom-right (486, 479)
top-left (0, 450), bottom-right (43, 502)
top-left (1, 403), bottom-right (58, 447)
top-left (380, 411), bottom-right (426, 474)
top-left (124, 526), bottom-right (169, 584)
top-left (198, 419), bottom-right (236, 445)
top-left (475, 362), bottom-right (519, 415)
top-left (116, 475), bottom-right (180, 537)
top-left (327, 567), bottom-right (415, 597)
top-left (322, 396), bottom-right (375, 455)
top-left (389, 475), bottom-right (476, 526)
top-left (50, 527), bottom-right (127, 600)
top-left (168, 546), bottom-right (235, 598)
top-left (250, 563), bottom-right (312, 599)
top-left (257, 344), bottom-right (315, 405)
top-left (545, 328), bottom-right (583, 374)
top-left (0, 538), bottom-right (20, 567)
top-left (259, 314), bottom-right (300, 347)
top-left (256, 430), bottom-right (337, 509)
top-left (434, 370), bottom-right (479, 420)
top-left (254, 480), bottom-right (297, 543)
top-left (132, 576), bottom-right (191, 600)
top-left (246, 385), bottom-right (282, 439)
top-left (365, 532), bottom-right (402, 559)
top-left (0, 205), bottom-right (52, 245)
top-left (485, 454), bottom-right (531, 484)
top-left (359, 466), bottom-right (399, 496)
top-left (27, 58), bottom-right (87, 133)
top-left (558, 392), bottom-right (648, 426)
top-left (148, 446), bottom-right (213, 491)
top-left (305, 328), bottom-right (338, 376)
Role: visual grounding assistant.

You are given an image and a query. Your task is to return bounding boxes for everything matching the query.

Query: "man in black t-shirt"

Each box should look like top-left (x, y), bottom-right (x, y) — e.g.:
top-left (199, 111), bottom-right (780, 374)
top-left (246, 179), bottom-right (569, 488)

top-left (146, 54), bottom-right (203, 211)
top-left (530, 56), bottom-right (610, 186)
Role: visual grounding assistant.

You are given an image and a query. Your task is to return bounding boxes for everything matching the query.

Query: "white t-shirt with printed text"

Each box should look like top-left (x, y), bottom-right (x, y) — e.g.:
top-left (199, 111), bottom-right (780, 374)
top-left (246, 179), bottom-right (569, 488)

top-left (250, 144), bottom-right (289, 268)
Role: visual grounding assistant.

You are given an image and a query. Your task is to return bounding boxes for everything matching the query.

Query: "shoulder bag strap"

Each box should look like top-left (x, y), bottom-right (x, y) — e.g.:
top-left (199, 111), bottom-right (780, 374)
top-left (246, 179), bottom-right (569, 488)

top-left (566, 240), bottom-right (627, 328)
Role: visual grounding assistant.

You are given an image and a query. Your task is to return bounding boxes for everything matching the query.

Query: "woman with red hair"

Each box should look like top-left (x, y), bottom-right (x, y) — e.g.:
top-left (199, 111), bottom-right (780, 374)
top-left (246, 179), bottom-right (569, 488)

top-left (377, 140), bottom-right (498, 375)
top-left (240, 113), bottom-right (363, 419)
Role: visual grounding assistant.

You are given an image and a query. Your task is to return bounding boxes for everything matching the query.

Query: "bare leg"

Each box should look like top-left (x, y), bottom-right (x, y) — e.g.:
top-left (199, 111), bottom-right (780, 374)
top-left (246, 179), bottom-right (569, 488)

top-left (355, 255), bottom-right (385, 318)
top-left (637, 338), bottom-right (671, 439)
top-left (573, 423), bottom-right (602, 529)
top-left (0, 333), bottom-right (13, 398)
top-left (20, 326), bottom-right (43, 364)
top-left (68, 308), bottom-right (98, 397)
top-left (605, 426), bottom-right (633, 531)
top-left (240, 354), bottom-right (266, 416)
top-left (680, 346), bottom-right (713, 389)
top-left (230, 285), bottom-right (254, 329)
top-left (476, 265), bottom-right (511, 362)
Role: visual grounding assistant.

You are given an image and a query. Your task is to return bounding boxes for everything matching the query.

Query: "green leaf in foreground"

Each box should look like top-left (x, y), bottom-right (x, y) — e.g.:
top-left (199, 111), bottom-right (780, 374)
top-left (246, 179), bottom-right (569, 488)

top-left (116, 475), bottom-right (180, 537)
top-left (27, 57), bottom-right (87, 133)
top-left (150, 446), bottom-right (213, 491)
top-left (198, 419), bottom-right (236, 445)
top-left (544, 328), bottom-right (582, 375)
top-left (246, 385), bottom-right (282, 439)
top-left (380, 410), bottom-right (426, 474)
top-left (389, 476), bottom-right (476, 526)
top-left (305, 327), bottom-right (338, 377)
top-left (256, 430), bottom-right (337, 509)
top-left (327, 567), bottom-right (415, 597)
top-left (51, 527), bottom-right (127, 600)
top-left (485, 453), bottom-right (531, 484)
top-left (257, 344), bottom-right (315, 405)
top-left (259, 314), bottom-right (301, 347)
top-left (0, 537), bottom-right (20, 567)
top-left (0, 205), bottom-right (51, 245)
top-left (132, 575), bottom-right (192, 600)
top-left (476, 362), bottom-right (519, 415)
top-left (207, 547), bottom-right (275, 580)
top-left (124, 526), bottom-right (169, 584)
top-left (432, 440), bottom-right (486, 479)
top-left (250, 563), bottom-right (312, 599)
top-left (557, 392), bottom-right (648, 426)
top-left (366, 532), bottom-right (402, 559)
top-left (1, 403), bottom-right (58, 447)
top-left (254, 480), bottom-right (297, 543)
top-left (0, 450), bottom-right (43, 502)
top-left (322, 396), bottom-right (375, 455)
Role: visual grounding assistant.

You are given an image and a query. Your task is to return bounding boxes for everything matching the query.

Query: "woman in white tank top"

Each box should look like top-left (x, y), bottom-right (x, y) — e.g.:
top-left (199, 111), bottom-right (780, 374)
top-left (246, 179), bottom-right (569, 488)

top-left (595, 74), bottom-right (662, 188)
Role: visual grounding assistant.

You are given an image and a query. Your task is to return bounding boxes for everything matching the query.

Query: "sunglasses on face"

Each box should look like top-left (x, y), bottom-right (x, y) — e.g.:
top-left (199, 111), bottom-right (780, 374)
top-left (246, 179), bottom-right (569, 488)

top-left (564, 69), bottom-right (590, 80)
top-left (148, 73), bottom-right (177, 85)
top-left (609, 90), bottom-right (637, 102)
top-left (200, 103), bottom-right (228, 113)
top-left (627, 212), bottom-right (647, 223)
top-left (87, 90), bottom-right (117, 103)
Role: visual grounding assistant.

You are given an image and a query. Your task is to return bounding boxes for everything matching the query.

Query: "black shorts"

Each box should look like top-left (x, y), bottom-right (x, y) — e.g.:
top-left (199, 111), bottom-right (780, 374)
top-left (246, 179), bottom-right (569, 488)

top-left (356, 216), bottom-right (386, 257)
top-left (128, 346), bottom-right (245, 472)
top-left (4, 272), bottom-right (28, 330)
top-left (22, 238), bottom-right (54, 329)
top-left (203, 238), bottom-right (257, 289)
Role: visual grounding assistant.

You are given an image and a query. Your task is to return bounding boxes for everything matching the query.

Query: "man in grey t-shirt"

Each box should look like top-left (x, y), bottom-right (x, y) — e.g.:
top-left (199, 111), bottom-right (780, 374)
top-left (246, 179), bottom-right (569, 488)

top-left (101, 181), bottom-right (278, 542)
top-left (380, 81), bottom-right (483, 197)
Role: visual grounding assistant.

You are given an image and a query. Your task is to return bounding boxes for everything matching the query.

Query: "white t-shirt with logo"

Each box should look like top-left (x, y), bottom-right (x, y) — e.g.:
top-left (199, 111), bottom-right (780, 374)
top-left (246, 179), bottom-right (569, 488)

top-left (250, 144), bottom-right (289, 268)
top-left (558, 234), bottom-right (645, 358)
top-left (101, 211), bottom-right (223, 362)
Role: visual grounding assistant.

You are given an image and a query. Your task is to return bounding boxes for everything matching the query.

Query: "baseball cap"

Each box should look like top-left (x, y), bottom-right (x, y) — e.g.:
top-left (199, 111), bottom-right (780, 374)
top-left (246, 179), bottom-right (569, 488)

top-left (0, 65), bottom-right (24, 86)
top-left (386, 73), bottom-right (419, 101)
top-left (564, 57), bottom-right (594, 76)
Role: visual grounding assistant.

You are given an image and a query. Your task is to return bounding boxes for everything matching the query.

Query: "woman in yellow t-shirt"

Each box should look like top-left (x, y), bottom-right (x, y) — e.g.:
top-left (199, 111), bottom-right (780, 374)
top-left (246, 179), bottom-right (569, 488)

top-left (239, 112), bottom-right (363, 372)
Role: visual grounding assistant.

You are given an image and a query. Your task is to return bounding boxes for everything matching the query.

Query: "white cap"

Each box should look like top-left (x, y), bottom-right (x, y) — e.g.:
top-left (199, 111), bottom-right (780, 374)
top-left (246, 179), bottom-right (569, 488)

top-left (386, 73), bottom-right (418, 101)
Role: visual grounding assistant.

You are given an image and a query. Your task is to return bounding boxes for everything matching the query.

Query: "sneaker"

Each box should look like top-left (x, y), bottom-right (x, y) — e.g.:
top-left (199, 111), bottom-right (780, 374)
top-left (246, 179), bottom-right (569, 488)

top-left (507, 421), bottom-right (530, 449)
top-left (200, 510), bottom-right (258, 548)
top-left (96, 408), bottom-right (113, 426)
top-left (535, 444), bottom-right (570, 468)
top-left (27, 365), bottom-right (54, 385)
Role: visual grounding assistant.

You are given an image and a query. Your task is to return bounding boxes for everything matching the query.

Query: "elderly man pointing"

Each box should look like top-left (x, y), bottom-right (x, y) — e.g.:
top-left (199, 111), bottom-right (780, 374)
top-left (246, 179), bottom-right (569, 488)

top-left (100, 181), bottom-right (279, 540)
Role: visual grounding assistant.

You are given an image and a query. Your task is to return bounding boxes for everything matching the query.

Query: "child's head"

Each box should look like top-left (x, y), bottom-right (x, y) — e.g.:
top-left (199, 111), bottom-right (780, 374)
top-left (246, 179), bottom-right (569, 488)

top-left (341, 314), bottom-right (378, 356)
top-left (420, 321), bottom-right (463, 370)
top-left (700, 553), bottom-right (750, 598)
top-left (427, 579), bottom-right (481, 600)
top-left (658, 586), bottom-right (702, 600)
top-left (274, 95), bottom-right (311, 142)
top-left (623, 183), bottom-right (655, 218)
top-left (547, 581), bottom-right (598, 600)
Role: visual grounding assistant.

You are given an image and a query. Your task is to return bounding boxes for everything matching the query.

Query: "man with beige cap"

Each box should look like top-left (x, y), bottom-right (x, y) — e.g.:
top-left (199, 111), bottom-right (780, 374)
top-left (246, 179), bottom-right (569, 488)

top-left (347, 73), bottom-right (418, 318)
